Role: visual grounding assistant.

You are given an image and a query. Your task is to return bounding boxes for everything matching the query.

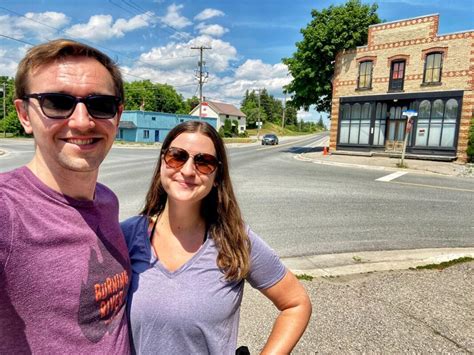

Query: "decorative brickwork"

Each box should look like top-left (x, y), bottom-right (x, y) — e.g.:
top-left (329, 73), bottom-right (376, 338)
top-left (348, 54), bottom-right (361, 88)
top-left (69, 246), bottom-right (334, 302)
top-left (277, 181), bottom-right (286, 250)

top-left (332, 14), bottom-right (474, 162)
top-left (421, 47), bottom-right (448, 60)
top-left (387, 54), bottom-right (410, 67)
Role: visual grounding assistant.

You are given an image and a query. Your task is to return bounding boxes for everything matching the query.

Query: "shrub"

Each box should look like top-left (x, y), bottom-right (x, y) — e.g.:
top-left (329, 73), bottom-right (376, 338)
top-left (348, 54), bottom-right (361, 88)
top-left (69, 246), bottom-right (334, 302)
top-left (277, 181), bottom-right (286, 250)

top-left (467, 117), bottom-right (474, 163)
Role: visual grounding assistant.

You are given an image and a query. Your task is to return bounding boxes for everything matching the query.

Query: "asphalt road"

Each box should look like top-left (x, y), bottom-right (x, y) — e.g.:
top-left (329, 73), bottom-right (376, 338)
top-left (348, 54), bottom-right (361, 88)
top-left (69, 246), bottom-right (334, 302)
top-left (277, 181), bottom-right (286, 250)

top-left (1, 136), bottom-right (473, 257)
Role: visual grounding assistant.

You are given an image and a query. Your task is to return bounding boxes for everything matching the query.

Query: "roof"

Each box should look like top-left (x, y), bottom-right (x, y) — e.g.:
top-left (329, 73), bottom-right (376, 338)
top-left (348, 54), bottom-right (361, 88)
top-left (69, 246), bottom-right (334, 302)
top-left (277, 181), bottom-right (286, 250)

top-left (118, 121), bottom-right (137, 129)
top-left (206, 101), bottom-right (246, 117)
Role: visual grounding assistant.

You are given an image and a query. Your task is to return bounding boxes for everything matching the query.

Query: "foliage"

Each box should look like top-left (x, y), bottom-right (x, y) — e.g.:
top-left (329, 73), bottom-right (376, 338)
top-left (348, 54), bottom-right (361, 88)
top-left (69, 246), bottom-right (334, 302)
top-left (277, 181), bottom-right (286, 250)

top-left (181, 96), bottom-right (200, 114)
top-left (218, 126), bottom-right (225, 138)
top-left (222, 119), bottom-right (233, 137)
top-left (123, 80), bottom-right (186, 114)
top-left (0, 77), bottom-right (27, 135)
top-left (283, 0), bottom-right (381, 112)
top-left (467, 117), bottom-right (474, 162)
top-left (296, 274), bottom-right (314, 281)
top-left (410, 257), bottom-right (473, 271)
top-left (240, 89), bottom-right (296, 128)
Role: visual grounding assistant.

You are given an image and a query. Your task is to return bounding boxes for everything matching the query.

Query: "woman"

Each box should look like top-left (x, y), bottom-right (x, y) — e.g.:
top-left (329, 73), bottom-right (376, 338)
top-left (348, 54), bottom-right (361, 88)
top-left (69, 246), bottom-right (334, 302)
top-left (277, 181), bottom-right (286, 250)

top-left (121, 121), bottom-right (311, 354)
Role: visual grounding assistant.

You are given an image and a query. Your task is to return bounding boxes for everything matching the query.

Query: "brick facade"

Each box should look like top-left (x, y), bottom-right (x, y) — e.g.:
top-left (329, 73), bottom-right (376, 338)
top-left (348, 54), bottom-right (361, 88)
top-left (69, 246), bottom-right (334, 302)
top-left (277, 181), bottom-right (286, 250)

top-left (330, 14), bottom-right (474, 162)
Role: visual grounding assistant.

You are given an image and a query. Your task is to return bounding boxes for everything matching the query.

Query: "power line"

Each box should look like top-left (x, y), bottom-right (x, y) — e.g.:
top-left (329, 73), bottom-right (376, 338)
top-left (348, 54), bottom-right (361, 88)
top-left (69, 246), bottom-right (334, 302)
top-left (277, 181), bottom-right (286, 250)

top-left (0, 33), bottom-right (35, 46)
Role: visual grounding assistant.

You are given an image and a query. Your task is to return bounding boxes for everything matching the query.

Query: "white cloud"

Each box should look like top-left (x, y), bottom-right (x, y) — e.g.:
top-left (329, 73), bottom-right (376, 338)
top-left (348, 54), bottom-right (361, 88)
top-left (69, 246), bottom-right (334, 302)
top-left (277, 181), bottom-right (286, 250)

top-left (139, 42), bottom-right (197, 71)
top-left (194, 8), bottom-right (224, 21)
top-left (235, 60), bottom-right (289, 81)
top-left (65, 12), bottom-right (155, 41)
top-left (0, 46), bottom-right (28, 77)
top-left (138, 35), bottom-right (237, 73)
top-left (159, 4), bottom-right (192, 30)
top-left (19, 12), bottom-right (70, 31)
top-left (0, 15), bottom-right (25, 39)
top-left (195, 23), bottom-right (228, 37)
top-left (0, 12), bottom-right (69, 41)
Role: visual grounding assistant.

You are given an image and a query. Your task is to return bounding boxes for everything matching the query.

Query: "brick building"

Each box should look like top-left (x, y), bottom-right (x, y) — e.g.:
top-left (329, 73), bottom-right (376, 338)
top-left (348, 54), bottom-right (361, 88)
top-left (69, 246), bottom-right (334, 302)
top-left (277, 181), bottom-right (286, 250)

top-left (330, 14), bottom-right (473, 161)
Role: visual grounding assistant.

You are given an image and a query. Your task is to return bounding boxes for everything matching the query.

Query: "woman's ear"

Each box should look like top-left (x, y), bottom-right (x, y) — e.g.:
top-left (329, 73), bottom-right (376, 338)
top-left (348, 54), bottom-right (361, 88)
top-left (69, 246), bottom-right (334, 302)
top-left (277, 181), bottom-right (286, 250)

top-left (14, 99), bottom-right (33, 134)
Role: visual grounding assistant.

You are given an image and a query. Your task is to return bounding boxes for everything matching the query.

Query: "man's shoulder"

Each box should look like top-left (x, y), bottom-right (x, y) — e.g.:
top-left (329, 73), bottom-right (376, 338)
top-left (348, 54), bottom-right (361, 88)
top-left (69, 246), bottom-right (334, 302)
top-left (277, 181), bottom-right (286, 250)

top-left (0, 167), bottom-right (27, 203)
top-left (0, 167), bottom-right (25, 188)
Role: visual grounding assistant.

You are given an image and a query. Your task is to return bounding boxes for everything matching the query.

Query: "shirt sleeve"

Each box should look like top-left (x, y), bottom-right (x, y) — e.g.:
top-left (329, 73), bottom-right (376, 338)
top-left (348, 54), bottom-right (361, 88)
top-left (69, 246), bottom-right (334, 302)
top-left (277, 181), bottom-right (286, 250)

top-left (120, 215), bottom-right (152, 273)
top-left (246, 227), bottom-right (287, 290)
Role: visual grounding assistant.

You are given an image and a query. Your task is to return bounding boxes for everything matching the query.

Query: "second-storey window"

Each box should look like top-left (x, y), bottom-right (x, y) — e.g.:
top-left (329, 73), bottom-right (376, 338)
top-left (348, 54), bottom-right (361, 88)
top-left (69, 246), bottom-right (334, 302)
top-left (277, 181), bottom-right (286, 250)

top-left (358, 61), bottom-right (372, 89)
top-left (423, 53), bottom-right (442, 84)
top-left (389, 60), bottom-right (405, 91)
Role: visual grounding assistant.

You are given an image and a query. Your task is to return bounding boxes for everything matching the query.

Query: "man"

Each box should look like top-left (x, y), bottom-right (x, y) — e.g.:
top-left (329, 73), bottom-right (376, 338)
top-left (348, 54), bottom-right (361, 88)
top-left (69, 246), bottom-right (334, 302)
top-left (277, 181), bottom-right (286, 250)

top-left (0, 39), bottom-right (130, 353)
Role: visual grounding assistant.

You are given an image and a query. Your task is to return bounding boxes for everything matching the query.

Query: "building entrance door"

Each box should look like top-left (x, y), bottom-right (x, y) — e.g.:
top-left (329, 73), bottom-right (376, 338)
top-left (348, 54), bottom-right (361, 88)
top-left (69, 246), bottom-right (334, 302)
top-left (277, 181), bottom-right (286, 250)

top-left (385, 104), bottom-right (407, 152)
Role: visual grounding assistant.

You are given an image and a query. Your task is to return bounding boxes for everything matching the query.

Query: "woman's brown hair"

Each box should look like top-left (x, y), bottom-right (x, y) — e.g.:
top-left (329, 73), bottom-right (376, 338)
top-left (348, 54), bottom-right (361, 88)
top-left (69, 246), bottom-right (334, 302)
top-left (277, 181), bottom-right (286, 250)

top-left (141, 120), bottom-right (251, 281)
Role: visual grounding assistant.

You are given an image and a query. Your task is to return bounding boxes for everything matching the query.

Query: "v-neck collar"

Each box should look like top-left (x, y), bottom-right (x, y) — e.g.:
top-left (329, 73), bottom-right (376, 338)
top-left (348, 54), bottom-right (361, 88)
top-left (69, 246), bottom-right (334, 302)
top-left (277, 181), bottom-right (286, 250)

top-left (146, 216), bottom-right (211, 278)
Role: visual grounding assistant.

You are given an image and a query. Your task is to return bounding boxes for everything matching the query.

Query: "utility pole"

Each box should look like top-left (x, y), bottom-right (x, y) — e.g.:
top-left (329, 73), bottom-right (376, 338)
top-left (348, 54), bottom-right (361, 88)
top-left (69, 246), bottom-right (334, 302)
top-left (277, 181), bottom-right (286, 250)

top-left (191, 45), bottom-right (211, 119)
top-left (281, 92), bottom-right (287, 128)
top-left (1, 82), bottom-right (5, 138)
top-left (257, 89), bottom-right (261, 140)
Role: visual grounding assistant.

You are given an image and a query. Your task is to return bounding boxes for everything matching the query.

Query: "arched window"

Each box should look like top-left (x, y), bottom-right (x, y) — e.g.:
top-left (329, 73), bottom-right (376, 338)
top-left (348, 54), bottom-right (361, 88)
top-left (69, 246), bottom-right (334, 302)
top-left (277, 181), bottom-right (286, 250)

top-left (418, 100), bottom-right (431, 118)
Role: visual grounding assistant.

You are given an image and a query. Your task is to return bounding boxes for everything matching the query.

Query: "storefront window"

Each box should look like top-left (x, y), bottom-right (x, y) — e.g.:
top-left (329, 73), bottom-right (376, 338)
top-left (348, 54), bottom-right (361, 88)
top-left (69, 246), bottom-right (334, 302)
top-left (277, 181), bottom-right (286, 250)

top-left (373, 103), bottom-right (386, 146)
top-left (338, 102), bottom-right (372, 145)
top-left (415, 98), bottom-right (458, 148)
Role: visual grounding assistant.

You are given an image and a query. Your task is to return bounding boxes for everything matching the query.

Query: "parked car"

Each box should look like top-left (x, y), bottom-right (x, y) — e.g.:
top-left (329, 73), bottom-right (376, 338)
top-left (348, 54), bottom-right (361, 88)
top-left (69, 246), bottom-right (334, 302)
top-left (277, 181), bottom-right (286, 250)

top-left (261, 133), bottom-right (279, 145)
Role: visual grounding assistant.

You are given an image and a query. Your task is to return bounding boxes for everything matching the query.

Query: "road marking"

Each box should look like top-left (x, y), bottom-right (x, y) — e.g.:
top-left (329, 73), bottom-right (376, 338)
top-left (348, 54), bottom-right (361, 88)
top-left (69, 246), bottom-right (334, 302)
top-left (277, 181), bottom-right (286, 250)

top-left (376, 171), bottom-right (408, 182)
top-left (389, 181), bottom-right (474, 193)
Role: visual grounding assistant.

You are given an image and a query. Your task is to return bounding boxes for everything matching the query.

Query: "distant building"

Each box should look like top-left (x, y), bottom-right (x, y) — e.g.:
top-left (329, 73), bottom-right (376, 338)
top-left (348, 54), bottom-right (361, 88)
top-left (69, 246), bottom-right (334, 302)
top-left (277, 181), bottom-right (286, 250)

top-left (117, 110), bottom-right (217, 143)
top-left (190, 101), bottom-right (247, 133)
top-left (330, 14), bottom-right (473, 161)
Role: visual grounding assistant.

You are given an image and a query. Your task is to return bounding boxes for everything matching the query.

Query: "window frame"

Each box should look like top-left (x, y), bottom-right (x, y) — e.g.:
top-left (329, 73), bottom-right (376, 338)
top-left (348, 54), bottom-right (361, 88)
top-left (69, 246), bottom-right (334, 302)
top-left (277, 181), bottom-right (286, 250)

top-left (357, 61), bottom-right (373, 90)
top-left (388, 60), bottom-right (406, 91)
top-left (423, 52), bottom-right (443, 85)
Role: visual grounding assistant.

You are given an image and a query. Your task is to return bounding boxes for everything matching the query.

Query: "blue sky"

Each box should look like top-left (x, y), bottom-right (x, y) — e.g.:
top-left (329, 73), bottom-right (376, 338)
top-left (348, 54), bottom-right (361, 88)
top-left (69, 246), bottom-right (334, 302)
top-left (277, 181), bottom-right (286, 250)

top-left (0, 0), bottom-right (473, 122)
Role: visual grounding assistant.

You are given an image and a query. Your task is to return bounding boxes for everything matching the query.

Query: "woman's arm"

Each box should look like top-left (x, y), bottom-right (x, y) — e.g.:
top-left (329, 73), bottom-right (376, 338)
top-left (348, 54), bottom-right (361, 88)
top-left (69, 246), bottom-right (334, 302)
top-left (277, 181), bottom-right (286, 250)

top-left (259, 271), bottom-right (312, 354)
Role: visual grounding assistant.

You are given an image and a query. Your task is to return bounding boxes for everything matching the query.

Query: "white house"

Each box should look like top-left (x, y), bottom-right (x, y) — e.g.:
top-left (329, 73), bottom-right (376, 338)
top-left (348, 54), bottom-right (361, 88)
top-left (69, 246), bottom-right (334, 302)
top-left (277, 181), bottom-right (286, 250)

top-left (189, 101), bottom-right (247, 133)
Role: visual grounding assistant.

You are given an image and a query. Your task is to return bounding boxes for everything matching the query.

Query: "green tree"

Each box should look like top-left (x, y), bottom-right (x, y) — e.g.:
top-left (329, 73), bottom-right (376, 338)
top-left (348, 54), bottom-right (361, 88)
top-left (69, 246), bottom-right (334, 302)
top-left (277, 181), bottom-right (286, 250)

top-left (123, 80), bottom-right (186, 113)
top-left (181, 96), bottom-right (200, 114)
top-left (317, 115), bottom-right (326, 130)
top-left (0, 76), bottom-right (26, 136)
top-left (284, 104), bottom-right (298, 127)
top-left (283, 0), bottom-right (381, 112)
top-left (124, 80), bottom-right (156, 111)
top-left (467, 117), bottom-right (474, 162)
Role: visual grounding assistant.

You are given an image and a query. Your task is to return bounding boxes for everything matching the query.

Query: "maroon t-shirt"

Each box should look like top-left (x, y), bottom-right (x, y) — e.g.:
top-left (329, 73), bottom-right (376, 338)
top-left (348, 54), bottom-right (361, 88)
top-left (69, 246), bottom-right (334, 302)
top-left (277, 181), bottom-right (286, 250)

top-left (0, 166), bottom-right (131, 354)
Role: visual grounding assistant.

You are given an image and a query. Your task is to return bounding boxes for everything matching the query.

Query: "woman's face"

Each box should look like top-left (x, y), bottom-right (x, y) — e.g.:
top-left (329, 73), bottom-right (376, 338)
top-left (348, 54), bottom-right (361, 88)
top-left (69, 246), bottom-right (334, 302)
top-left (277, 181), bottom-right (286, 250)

top-left (160, 132), bottom-right (217, 206)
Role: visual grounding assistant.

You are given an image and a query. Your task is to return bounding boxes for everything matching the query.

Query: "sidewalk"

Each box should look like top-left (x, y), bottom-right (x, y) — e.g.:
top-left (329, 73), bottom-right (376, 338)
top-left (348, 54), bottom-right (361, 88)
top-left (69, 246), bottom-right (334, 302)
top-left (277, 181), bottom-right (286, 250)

top-left (239, 258), bottom-right (473, 353)
top-left (239, 147), bottom-right (473, 353)
top-left (299, 148), bottom-right (474, 178)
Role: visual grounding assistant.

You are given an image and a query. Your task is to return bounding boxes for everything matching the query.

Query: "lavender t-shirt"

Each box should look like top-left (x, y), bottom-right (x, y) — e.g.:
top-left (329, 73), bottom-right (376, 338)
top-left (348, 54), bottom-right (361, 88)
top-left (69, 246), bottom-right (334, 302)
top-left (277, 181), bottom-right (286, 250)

top-left (0, 166), bottom-right (131, 354)
top-left (121, 215), bottom-right (286, 355)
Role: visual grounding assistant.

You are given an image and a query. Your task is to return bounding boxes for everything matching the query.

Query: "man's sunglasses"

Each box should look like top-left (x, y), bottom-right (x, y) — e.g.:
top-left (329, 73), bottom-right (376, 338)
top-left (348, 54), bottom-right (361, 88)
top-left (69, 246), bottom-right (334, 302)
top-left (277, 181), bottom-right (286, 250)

top-left (23, 93), bottom-right (122, 119)
top-left (163, 147), bottom-right (220, 175)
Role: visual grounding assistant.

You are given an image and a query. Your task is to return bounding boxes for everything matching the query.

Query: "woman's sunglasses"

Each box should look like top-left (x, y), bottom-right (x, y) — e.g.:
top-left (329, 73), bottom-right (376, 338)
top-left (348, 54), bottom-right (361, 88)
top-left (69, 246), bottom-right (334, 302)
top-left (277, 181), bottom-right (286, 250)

top-left (23, 92), bottom-right (122, 119)
top-left (163, 147), bottom-right (220, 175)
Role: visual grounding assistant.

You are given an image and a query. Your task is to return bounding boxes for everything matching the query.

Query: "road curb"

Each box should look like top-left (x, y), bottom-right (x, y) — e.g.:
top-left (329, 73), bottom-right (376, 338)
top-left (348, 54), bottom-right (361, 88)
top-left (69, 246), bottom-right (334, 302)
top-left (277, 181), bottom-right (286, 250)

top-left (282, 248), bottom-right (474, 277)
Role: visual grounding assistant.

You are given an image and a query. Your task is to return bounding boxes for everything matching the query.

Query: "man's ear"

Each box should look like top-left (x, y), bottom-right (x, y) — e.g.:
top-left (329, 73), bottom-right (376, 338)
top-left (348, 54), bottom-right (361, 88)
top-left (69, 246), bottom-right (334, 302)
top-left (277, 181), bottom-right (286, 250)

top-left (14, 99), bottom-right (33, 134)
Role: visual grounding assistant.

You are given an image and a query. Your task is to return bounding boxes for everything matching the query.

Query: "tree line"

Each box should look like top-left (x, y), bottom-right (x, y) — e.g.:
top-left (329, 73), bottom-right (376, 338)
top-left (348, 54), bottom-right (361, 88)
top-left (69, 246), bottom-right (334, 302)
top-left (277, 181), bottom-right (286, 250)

top-left (0, 76), bottom-right (325, 136)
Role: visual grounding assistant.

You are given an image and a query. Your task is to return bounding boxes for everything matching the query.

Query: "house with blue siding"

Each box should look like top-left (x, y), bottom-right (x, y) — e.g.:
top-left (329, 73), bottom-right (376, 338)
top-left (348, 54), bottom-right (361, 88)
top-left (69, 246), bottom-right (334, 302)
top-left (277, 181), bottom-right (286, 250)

top-left (117, 110), bottom-right (217, 143)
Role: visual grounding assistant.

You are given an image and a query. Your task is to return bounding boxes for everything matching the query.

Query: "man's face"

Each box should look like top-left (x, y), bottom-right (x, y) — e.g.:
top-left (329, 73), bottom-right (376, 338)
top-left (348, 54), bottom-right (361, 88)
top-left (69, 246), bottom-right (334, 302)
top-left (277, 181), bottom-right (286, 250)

top-left (15, 56), bottom-right (122, 177)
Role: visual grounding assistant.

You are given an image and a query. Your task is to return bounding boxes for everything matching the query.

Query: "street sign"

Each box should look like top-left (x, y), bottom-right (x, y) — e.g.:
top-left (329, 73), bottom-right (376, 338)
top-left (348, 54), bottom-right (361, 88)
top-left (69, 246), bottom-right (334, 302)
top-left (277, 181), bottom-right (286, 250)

top-left (400, 110), bottom-right (418, 166)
